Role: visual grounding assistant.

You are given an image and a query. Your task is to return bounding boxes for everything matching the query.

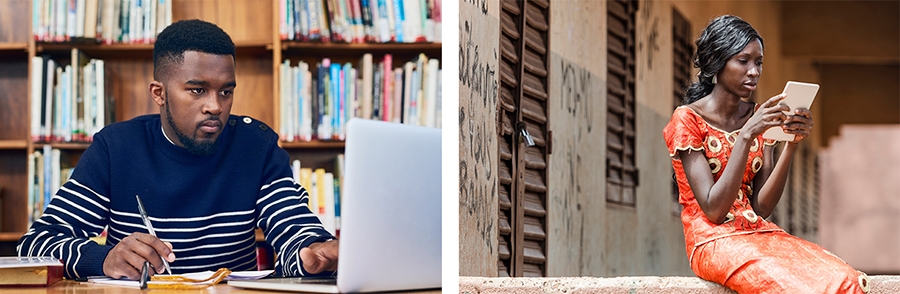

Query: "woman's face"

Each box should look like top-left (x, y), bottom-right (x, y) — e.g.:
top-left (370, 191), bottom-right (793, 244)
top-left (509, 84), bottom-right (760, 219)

top-left (716, 39), bottom-right (763, 98)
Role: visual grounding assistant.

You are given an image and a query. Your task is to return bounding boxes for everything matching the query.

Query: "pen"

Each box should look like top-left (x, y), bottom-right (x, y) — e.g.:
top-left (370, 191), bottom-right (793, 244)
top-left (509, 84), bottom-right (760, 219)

top-left (135, 195), bottom-right (173, 275)
top-left (140, 261), bottom-right (149, 289)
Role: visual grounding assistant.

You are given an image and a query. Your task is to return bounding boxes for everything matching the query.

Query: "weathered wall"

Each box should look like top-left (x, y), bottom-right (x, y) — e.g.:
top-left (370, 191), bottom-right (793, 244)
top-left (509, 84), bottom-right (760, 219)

top-left (544, 0), bottom-right (608, 276)
top-left (818, 64), bottom-right (900, 147)
top-left (780, 1), bottom-right (899, 60)
top-left (819, 125), bottom-right (900, 274)
top-left (458, 0), bottom-right (501, 277)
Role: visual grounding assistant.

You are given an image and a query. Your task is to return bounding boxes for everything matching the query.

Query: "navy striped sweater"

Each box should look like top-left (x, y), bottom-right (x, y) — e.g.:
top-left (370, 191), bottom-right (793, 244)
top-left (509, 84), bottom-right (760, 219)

top-left (17, 114), bottom-right (334, 279)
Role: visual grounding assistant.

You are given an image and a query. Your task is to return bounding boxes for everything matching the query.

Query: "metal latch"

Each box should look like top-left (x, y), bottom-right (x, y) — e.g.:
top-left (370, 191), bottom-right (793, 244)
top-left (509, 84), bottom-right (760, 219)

top-left (518, 122), bottom-right (536, 147)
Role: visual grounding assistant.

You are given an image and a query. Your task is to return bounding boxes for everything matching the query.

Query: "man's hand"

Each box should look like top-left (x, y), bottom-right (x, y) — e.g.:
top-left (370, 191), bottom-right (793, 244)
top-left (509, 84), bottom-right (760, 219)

top-left (299, 240), bottom-right (339, 274)
top-left (103, 232), bottom-right (175, 280)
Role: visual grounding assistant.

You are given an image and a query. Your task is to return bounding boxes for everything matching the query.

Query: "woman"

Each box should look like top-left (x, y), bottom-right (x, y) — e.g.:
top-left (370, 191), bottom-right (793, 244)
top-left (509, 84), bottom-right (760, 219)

top-left (663, 15), bottom-right (868, 293)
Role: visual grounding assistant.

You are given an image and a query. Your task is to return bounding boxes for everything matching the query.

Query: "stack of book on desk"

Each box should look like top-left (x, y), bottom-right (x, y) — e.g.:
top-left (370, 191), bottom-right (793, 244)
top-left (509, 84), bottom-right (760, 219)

top-left (0, 256), bottom-right (64, 287)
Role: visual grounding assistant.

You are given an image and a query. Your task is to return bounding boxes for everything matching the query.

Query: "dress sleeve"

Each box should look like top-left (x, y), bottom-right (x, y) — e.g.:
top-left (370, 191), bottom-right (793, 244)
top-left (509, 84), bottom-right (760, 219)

top-left (664, 107), bottom-right (706, 159)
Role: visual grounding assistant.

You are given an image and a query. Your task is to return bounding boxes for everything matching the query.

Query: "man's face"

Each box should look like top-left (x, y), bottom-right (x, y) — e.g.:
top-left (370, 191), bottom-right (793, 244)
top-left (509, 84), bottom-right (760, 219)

top-left (159, 51), bottom-right (236, 155)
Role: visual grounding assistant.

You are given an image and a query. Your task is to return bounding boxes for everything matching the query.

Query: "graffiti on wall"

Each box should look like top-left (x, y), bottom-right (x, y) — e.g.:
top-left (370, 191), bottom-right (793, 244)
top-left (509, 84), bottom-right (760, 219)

top-left (552, 56), bottom-right (603, 264)
top-left (638, 0), bottom-right (660, 77)
top-left (459, 0), bottom-right (500, 268)
top-left (559, 58), bottom-right (597, 138)
top-left (460, 20), bottom-right (499, 108)
top-left (461, 0), bottom-right (489, 15)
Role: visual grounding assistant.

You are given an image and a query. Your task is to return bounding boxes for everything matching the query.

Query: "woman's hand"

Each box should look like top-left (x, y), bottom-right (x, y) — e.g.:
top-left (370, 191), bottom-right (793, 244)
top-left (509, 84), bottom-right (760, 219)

top-left (741, 94), bottom-right (790, 139)
top-left (783, 108), bottom-right (814, 144)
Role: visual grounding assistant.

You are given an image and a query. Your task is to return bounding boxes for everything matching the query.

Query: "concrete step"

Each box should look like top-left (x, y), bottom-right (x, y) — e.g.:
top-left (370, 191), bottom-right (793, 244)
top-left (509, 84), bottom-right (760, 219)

top-left (460, 276), bottom-right (900, 293)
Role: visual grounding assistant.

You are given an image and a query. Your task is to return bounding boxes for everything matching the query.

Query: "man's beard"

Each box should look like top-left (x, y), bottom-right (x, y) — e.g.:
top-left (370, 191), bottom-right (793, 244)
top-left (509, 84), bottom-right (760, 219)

top-left (165, 101), bottom-right (219, 156)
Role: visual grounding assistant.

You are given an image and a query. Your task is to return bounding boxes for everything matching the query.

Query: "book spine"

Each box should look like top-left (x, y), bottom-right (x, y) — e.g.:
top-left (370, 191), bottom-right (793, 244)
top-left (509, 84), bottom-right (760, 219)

top-left (371, 63), bottom-right (381, 120)
top-left (358, 0), bottom-right (372, 42)
top-left (392, 67), bottom-right (402, 123)
top-left (294, 63), bottom-right (303, 141)
top-left (329, 63), bottom-right (340, 140)
top-left (381, 54), bottom-right (392, 122)
top-left (375, 0), bottom-right (390, 42)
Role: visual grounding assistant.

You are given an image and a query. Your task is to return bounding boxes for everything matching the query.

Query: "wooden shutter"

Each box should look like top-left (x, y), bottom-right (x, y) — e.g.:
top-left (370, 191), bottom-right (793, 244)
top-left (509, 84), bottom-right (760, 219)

top-left (671, 9), bottom-right (692, 213)
top-left (606, 0), bottom-right (638, 205)
top-left (672, 9), bottom-right (692, 109)
top-left (784, 144), bottom-right (820, 241)
top-left (498, 0), bottom-right (550, 277)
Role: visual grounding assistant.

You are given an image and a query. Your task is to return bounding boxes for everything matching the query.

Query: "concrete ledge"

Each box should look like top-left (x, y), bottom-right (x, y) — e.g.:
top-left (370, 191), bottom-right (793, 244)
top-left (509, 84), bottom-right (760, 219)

top-left (460, 276), bottom-right (900, 294)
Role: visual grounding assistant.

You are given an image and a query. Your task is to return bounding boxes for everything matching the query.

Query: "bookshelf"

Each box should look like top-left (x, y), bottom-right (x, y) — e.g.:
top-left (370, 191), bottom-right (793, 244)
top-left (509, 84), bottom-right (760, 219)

top-left (0, 0), bottom-right (441, 250)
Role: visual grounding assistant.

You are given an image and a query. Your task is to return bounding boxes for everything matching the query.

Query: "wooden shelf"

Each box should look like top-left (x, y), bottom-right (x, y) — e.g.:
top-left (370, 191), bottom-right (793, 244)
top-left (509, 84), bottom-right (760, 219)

top-left (281, 42), bottom-right (441, 56)
top-left (36, 41), bottom-right (271, 59)
top-left (0, 42), bottom-right (28, 58)
top-left (0, 140), bottom-right (27, 149)
top-left (0, 42), bottom-right (27, 51)
top-left (0, 232), bottom-right (24, 242)
top-left (280, 140), bottom-right (345, 149)
top-left (34, 142), bottom-right (92, 150)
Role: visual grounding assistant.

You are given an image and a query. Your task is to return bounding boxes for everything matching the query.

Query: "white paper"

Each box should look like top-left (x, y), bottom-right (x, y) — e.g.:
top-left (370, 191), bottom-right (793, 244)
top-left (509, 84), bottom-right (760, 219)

top-left (87, 270), bottom-right (274, 288)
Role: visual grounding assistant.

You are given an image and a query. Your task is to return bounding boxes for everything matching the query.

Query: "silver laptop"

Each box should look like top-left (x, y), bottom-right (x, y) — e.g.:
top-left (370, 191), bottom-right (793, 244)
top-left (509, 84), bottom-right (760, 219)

top-left (229, 119), bottom-right (442, 293)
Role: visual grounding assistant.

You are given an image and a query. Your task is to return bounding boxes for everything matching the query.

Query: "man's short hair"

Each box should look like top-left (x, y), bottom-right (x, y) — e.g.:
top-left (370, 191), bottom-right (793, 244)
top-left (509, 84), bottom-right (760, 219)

top-left (153, 19), bottom-right (236, 80)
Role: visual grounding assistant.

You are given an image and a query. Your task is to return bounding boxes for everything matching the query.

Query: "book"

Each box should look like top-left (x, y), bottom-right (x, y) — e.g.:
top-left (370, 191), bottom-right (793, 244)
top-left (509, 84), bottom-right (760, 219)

top-left (300, 63), bottom-right (313, 141)
top-left (84, 0), bottom-right (99, 38)
top-left (435, 68), bottom-right (441, 128)
top-left (402, 61), bottom-right (414, 124)
top-left (424, 58), bottom-right (439, 127)
top-left (30, 56), bottom-right (45, 142)
top-left (322, 171), bottom-right (336, 235)
top-left (300, 167), bottom-right (314, 211)
top-left (392, 68), bottom-right (402, 123)
top-left (0, 257), bottom-right (64, 287)
top-left (381, 54), bottom-right (392, 122)
top-left (358, 53), bottom-right (372, 120)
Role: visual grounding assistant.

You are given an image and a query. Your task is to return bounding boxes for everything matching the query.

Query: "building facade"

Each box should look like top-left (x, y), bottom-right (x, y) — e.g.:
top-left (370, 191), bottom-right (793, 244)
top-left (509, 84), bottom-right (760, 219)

top-left (459, 0), bottom-right (899, 277)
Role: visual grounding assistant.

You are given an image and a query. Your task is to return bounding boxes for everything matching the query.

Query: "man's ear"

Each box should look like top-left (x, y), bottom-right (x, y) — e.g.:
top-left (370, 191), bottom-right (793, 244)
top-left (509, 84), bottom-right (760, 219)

top-left (150, 81), bottom-right (165, 107)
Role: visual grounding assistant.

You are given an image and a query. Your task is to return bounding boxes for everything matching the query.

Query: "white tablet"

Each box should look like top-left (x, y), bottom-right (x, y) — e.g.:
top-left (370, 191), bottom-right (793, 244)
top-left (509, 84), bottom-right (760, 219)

top-left (762, 81), bottom-right (819, 141)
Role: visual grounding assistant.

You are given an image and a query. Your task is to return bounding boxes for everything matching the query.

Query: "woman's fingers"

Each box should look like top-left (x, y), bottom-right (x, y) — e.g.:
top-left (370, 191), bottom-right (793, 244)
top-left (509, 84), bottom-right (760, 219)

top-left (763, 94), bottom-right (786, 107)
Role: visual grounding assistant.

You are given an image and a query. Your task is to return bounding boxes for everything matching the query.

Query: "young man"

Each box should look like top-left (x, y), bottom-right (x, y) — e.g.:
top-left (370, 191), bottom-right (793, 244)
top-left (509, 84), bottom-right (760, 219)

top-left (17, 19), bottom-right (338, 280)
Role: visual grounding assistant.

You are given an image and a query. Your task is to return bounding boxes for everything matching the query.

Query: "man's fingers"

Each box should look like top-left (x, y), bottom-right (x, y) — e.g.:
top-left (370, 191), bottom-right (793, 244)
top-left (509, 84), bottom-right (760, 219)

top-left (133, 234), bottom-right (175, 260)
top-left (107, 233), bottom-right (175, 278)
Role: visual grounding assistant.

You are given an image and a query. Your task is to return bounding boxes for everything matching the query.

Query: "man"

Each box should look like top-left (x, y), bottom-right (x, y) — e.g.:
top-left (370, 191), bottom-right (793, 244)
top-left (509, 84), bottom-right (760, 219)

top-left (17, 19), bottom-right (339, 280)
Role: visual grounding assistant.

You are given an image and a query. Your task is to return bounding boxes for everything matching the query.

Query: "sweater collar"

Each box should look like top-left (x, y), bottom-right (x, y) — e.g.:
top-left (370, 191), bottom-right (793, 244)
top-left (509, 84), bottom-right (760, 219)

top-left (154, 116), bottom-right (232, 164)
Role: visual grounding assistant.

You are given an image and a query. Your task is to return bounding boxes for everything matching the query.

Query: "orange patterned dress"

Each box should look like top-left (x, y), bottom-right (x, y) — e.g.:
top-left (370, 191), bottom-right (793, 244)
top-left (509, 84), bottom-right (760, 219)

top-left (663, 106), bottom-right (868, 293)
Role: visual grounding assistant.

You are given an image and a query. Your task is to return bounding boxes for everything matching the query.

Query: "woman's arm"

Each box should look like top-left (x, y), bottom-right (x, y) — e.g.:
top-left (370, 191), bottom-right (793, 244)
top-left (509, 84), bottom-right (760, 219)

top-left (680, 136), bottom-right (753, 224)
top-left (752, 108), bottom-right (813, 218)
top-left (681, 95), bottom-right (788, 224)
top-left (751, 143), bottom-right (795, 218)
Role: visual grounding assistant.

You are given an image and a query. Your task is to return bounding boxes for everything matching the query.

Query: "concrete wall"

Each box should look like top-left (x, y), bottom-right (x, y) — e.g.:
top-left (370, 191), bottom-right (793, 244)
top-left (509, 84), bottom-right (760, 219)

top-left (458, 0), bottom-right (501, 277)
top-left (820, 125), bottom-right (900, 274)
top-left (818, 64), bottom-right (900, 147)
top-left (545, 0), bottom-right (610, 276)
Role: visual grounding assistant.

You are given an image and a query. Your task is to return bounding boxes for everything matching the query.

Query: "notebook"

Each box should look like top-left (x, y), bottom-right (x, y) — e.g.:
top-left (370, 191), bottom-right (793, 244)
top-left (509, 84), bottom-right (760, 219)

top-left (229, 119), bottom-right (442, 293)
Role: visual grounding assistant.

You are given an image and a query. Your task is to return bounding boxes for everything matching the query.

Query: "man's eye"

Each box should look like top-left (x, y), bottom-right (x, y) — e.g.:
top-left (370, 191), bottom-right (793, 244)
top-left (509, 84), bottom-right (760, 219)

top-left (221, 90), bottom-right (233, 96)
top-left (190, 88), bottom-right (205, 94)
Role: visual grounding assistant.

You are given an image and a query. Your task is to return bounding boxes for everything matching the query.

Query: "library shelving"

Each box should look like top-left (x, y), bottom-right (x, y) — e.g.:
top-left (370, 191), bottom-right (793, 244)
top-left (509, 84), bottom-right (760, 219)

top-left (0, 0), bottom-right (441, 254)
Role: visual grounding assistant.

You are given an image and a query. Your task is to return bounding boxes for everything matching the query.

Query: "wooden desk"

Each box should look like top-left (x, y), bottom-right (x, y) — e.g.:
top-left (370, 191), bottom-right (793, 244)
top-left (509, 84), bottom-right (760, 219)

top-left (0, 280), bottom-right (442, 293)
